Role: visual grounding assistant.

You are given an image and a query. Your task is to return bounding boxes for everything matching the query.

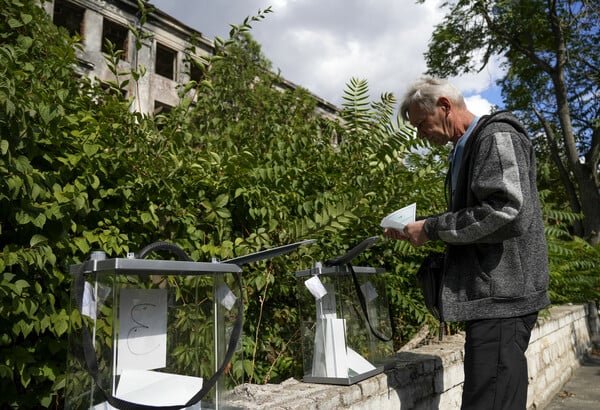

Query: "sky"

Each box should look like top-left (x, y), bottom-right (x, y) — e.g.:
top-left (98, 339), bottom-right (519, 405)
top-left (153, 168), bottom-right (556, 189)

top-left (149, 0), bottom-right (504, 117)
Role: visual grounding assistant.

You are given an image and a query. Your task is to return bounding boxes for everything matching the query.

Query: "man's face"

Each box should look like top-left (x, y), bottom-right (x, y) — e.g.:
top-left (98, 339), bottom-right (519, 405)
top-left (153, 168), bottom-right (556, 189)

top-left (408, 103), bottom-right (450, 146)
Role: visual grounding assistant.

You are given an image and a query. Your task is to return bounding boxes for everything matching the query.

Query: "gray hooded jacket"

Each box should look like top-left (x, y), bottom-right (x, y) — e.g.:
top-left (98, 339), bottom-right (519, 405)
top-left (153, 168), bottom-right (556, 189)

top-left (423, 111), bottom-right (550, 322)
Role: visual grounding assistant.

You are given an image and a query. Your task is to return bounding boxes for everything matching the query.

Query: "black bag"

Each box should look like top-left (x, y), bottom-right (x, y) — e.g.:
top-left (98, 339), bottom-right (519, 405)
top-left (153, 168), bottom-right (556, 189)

top-left (416, 252), bottom-right (445, 321)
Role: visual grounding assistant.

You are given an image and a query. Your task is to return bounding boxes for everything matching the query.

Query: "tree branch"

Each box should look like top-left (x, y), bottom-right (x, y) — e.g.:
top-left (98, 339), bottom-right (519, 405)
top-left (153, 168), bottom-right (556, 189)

top-left (533, 106), bottom-right (584, 236)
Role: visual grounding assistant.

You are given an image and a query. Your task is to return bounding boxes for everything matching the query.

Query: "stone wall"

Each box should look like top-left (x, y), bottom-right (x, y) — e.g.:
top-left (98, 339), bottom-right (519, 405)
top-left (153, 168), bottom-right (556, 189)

top-left (226, 303), bottom-right (599, 409)
top-left (526, 303), bottom-right (598, 409)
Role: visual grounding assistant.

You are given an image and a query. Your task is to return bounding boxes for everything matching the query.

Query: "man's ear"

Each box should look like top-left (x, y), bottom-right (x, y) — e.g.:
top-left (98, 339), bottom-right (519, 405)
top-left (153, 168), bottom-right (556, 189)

top-left (437, 97), bottom-right (451, 114)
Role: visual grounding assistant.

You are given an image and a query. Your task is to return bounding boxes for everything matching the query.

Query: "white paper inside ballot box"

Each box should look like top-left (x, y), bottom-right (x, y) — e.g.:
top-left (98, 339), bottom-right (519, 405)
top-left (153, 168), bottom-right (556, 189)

top-left (347, 347), bottom-right (376, 375)
top-left (312, 318), bottom-right (348, 378)
top-left (115, 370), bottom-right (203, 407)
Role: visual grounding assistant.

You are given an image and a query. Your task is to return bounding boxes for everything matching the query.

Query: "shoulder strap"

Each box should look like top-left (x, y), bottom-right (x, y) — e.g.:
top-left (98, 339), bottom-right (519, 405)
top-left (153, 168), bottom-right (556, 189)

top-left (347, 263), bottom-right (394, 342)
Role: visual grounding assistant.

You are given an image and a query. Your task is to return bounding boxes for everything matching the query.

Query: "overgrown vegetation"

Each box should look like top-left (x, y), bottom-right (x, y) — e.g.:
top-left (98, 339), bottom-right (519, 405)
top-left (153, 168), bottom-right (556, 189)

top-left (1, 0), bottom-right (598, 408)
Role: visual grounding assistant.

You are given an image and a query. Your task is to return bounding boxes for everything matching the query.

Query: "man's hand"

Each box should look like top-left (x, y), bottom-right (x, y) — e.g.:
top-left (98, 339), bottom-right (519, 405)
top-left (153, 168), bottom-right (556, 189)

top-left (383, 219), bottom-right (429, 247)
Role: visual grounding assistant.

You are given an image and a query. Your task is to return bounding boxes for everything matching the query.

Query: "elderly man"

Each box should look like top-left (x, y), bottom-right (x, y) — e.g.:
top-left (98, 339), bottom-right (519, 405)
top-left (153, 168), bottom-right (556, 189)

top-left (385, 76), bottom-right (550, 410)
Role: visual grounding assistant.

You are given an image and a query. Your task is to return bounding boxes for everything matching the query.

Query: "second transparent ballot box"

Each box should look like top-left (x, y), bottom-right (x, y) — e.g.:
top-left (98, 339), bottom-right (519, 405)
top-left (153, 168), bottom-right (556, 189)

top-left (295, 237), bottom-right (394, 385)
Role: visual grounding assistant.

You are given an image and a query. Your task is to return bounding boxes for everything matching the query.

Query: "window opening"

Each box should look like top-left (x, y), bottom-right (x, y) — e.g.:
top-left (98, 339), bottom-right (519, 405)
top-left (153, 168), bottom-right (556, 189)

top-left (53, 0), bottom-right (85, 38)
top-left (102, 18), bottom-right (129, 61)
top-left (155, 43), bottom-right (177, 80)
top-left (189, 60), bottom-right (205, 83)
top-left (154, 101), bottom-right (173, 114)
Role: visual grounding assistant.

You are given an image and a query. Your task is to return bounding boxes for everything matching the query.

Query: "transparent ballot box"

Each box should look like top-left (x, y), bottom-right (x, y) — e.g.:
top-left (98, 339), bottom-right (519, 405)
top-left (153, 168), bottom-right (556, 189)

top-left (65, 250), bottom-right (243, 410)
top-left (295, 237), bottom-right (393, 385)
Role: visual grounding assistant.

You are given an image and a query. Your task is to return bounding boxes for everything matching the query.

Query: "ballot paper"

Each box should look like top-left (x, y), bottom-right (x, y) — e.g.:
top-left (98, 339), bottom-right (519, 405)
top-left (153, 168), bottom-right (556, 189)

top-left (312, 317), bottom-right (348, 378)
top-left (347, 347), bottom-right (376, 375)
top-left (115, 369), bottom-right (203, 406)
top-left (380, 203), bottom-right (416, 231)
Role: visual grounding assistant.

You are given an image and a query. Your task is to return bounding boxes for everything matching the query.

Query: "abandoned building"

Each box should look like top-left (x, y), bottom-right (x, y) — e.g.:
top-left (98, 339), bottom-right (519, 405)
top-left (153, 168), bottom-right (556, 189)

top-left (42, 0), bottom-right (339, 117)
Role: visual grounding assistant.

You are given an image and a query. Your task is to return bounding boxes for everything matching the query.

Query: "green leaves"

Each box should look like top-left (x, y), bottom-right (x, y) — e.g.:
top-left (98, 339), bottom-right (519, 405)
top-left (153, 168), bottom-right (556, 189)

top-left (7, 12), bottom-right (32, 29)
top-left (541, 192), bottom-right (600, 304)
top-left (29, 234), bottom-right (47, 247)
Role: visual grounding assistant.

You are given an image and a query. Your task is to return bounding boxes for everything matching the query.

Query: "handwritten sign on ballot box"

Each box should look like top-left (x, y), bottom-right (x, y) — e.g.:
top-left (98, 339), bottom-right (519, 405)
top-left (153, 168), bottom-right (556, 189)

top-left (117, 288), bottom-right (168, 374)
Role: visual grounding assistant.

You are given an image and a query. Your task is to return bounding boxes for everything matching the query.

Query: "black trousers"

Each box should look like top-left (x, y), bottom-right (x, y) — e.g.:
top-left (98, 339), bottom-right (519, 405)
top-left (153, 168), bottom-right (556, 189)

top-left (461, 312), bottom-right (538, 410)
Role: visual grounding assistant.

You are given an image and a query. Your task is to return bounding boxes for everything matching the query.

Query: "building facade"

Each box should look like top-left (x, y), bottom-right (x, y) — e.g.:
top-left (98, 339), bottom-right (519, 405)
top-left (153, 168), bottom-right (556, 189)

top-left (42, 0), bottom-right (339, 118)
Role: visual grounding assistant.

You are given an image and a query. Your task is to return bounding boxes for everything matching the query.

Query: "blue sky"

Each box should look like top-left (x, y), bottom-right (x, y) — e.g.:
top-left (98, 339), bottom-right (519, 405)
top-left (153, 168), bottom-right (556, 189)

top-left (150, 0), bottom-right (504, 116)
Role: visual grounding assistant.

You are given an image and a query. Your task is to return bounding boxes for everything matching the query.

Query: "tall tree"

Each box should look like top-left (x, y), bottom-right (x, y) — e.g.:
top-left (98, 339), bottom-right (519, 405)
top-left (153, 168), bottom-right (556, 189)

top-left (422, 0), bottom-right (600, 244)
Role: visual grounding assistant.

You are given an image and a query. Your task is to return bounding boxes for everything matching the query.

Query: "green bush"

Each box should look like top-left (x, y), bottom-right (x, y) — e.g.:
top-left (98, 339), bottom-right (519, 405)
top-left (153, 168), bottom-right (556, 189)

top-left (0, 2), bottom-right (433, 406)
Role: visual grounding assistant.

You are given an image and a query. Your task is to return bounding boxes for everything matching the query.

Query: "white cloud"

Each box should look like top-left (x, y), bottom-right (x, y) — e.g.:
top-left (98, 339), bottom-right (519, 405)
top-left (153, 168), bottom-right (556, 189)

top-left (451, 55), bottom-right (507, 95)
top-left (465, 95), bottom-right (494, 117)
top-left (150, 0), bottom-right (503, 108)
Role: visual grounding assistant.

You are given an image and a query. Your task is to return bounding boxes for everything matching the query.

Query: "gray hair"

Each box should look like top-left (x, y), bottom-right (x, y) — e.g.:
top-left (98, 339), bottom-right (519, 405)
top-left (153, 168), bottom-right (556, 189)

top-left (399, 76), bottom-right (466, 121)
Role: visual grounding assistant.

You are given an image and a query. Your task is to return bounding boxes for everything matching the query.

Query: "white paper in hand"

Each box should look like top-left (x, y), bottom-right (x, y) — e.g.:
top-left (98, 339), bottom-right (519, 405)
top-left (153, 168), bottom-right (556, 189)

top-left (380, 203), bottom-right (416, 231)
